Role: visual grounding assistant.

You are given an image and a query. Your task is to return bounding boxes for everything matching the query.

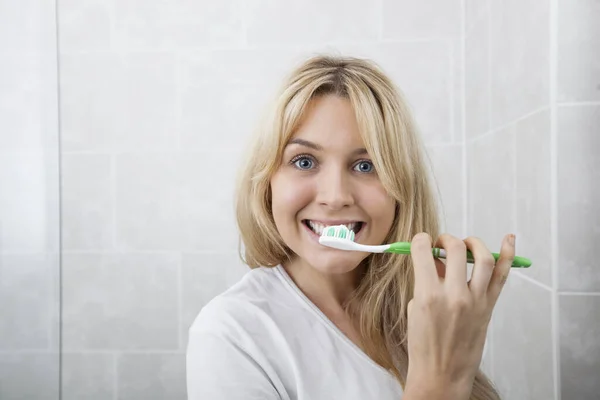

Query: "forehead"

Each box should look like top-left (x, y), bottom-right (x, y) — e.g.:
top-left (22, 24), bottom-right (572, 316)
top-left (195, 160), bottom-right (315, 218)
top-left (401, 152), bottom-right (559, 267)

top-left (289, 95), bottom-right (365, 147)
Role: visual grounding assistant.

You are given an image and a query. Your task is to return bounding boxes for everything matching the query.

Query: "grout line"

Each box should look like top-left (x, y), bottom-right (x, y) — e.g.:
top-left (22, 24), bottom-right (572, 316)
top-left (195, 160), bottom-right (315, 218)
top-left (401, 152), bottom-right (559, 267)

top-left (58, 39), bottom-right (463, 56)
top-left (473, 106), bottom-right (550, 143)
top-left (54, 0), bottom-right (63, 396)
top-left (558, 291), bottom-right (600, 296)
top-left (378, 0), bottom-right (384, 41)
top-left (461, 0), bottom-right (468, 239)
top-left (513, 270), bottom-right (553, 292)
top-left (424, 142), bottom-right (463, 147)
top-left (557, 101), bottom-right (600, 107)
top-left (487, 0), bottom-right (492, 135)
top-left (549, 0), bottom-right (560, 396)
top-left (113, 352), bottom-right (118, 400)
top-left (177, 252), bottom-right (183, 351)
top-left (0, 349), bottom-right (176, 354)
top-left (111, 153), bottom-right (117, 250)
top-left (175, 51), bottom-right (183, 151)
top-left (241, 0), bottom-right (248, 47)
top-left (449, 39), bottom-right (456, 144)
top-left (59, 148), bottom-right (242, 155)
top-left (0, 350), bottom-right (62, 354)
top-left (485, 0), bottom-right (496, 380)
top-left (13, 349), bottom-right (185, 355)
top-left (60, 249), bottom-right (239, 255)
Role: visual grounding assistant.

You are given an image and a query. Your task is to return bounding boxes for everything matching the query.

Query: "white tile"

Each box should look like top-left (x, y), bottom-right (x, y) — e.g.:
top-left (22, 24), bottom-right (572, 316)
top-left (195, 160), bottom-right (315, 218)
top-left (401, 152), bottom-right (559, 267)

top-left (515, 110), bottom-right (552, 285)
top-left (178, 48), bottom-right (306, 87)
top-left (0, 151), bottom-right (60, 252)
top-left (465, 17), bottom-right (490, 139)
top-left (58, 0), bottom-right (111, 52)
top-left (245, 0), bottom-right (379, 44)
top-left (116, 152), bottom-right (240, 252)
top-left (559, 294), bottom-right (600, 399)
top-left (62, 253), bottom-right (179, 350)
top-left (0, 53), bottom-right (59, 150)
top-left (0, 254), bottom-right (58, 350)
top-left (557, 0), bottom-right (600, 102)
top-left (179, 83), bottom-right (268, 151)
top-left (117, 353), bottom-right (185, 400)
top-left (0, 0), bottom-right (56, 53)
top-left (334, 42), bottom-right (453, 144)
top-left (62, 154), bottom-right (114, 250)
top-left (451, 38), bottom-right (464, 143)
top-left (467, 129), bottom-right (516, 249)
top-left (181, 252), bottom-right (249, 346)
top-left (492, 275), bottom-right (555, 399)
top-left (490, 0), bottom-right (550, 127)
top-left (383, 0), bottom-right (462, 38)
top-left (0, 353), bottom-right (59, 400)
top-left (112, 0), bottom-right (244, 50)
top-left (465, 0), bottom-right (489, 33)
top-left (62, 353), bottom-right (115, 400)
top-left (426, 145), bottom-right (464, 236)
top-left (557, 105), bottom-right (600, 291)
top-left (59, 52), bottom-right (178, 152)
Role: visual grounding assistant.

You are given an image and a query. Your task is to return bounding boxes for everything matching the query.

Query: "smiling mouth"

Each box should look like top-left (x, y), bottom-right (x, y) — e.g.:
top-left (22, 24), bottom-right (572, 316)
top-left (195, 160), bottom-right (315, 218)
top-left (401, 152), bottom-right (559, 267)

top-left (302, 220), bottom-right (365, 236)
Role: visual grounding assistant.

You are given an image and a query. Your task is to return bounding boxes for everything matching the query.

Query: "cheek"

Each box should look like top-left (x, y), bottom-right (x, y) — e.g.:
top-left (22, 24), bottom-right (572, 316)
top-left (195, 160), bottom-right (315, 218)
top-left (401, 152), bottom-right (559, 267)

top-left (270, 172), bottom-right (313, 223)
top-left (361, 184), bottom-right (396, 224)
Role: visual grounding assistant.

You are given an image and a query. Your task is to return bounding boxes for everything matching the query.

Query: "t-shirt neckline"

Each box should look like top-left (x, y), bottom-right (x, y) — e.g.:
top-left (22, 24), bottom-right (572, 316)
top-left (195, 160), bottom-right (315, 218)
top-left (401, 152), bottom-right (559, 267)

top-left (273, 264), bottom-right (396, 377)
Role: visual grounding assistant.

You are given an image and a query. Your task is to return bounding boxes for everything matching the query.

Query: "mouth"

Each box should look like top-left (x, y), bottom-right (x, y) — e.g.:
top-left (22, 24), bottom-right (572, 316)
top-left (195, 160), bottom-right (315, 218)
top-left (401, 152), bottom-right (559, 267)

top-left (302, 220), bottom-right (365, 238)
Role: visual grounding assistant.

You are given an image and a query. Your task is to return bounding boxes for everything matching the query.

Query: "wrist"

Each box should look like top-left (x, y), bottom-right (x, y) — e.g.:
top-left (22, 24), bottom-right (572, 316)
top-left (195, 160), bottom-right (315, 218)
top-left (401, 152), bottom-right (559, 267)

top-left (404, 374), bottom-right (471, 400)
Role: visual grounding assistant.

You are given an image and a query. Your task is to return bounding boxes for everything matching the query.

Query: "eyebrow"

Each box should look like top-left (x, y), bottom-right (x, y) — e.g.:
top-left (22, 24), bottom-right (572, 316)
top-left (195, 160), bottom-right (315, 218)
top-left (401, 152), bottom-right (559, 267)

top-left (287, 138), bottom-right (368, 156)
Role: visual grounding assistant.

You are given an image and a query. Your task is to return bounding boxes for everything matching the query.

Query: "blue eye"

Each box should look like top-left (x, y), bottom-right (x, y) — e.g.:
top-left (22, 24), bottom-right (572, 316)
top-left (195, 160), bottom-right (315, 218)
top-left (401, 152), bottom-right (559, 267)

top-left (354, 160), bottom-right (374, 173)
top-left (293, 156), bottom-right (315, 170)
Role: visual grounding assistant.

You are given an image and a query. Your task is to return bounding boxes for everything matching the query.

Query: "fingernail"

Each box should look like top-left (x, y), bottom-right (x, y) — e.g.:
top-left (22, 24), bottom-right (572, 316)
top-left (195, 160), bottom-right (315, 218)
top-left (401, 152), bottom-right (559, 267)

top-left (508, 234), bottom-right (515, 247)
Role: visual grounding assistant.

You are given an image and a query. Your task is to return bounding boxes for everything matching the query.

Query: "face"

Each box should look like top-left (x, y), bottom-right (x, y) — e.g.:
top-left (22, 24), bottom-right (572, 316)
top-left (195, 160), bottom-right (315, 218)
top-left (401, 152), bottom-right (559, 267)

top-left (270, 94), bottom-right (396, 276)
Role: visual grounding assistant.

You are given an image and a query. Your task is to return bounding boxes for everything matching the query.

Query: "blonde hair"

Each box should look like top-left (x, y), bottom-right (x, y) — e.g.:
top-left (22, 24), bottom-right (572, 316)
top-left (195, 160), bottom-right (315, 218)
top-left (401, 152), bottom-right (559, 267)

top-left (234, 54), bottom-right (500, 399)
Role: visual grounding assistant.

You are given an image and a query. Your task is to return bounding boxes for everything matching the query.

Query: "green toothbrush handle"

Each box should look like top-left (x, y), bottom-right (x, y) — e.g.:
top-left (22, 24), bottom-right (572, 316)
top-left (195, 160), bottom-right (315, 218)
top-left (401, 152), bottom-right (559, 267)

top-left (385, 243), bottom-right (532, 268)
top-left (464, 250), bottom-right (532, 268)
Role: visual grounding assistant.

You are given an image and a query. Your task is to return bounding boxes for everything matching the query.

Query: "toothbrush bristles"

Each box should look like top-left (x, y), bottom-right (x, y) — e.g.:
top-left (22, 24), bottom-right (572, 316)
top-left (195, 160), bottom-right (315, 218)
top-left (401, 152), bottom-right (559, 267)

top-left (322, 225), bottom-right (355, 242)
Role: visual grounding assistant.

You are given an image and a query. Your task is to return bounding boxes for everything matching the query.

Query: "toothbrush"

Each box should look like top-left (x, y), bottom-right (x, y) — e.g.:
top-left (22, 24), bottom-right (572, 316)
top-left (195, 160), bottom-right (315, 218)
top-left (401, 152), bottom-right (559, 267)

top-left (318, 225), bottom-right (532, 268)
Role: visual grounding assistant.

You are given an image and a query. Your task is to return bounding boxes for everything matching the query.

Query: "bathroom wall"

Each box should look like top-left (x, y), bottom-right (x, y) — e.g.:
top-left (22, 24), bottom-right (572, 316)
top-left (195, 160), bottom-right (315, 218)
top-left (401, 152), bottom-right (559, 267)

top-left (4, 0), bottom-right (595, 399)
top-left (57, 0), bottom-right (463, 398)
top-left (465, 0), bottom-right (600, 398)
top-left (0, 0), bottom-right (61, 398)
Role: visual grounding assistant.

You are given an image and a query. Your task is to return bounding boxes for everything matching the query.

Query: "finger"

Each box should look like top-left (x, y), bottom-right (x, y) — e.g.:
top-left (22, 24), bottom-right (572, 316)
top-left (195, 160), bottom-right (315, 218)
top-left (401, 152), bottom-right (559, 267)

top-left (435, 258), bottom-right (446, 279)
top-left (410, 232), bottom-right (439, 295)
top-left (434, 233), bottom-right (467, 292)
top-left (487, 234), bottom-right (516, 307)
top-left (463, 236), bottom-right (496, 297)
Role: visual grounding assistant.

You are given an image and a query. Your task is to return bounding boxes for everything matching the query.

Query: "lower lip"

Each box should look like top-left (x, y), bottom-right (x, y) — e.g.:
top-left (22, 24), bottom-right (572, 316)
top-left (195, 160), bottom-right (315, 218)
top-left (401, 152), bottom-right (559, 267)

top-left (301, 222), bottom-right (365, 244)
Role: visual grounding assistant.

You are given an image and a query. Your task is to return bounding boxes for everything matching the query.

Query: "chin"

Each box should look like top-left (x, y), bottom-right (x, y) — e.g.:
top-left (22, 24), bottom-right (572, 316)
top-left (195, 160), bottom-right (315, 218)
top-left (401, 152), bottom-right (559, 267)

top-left (289, 219), bottom-right (370, 275)
top-left (302, 246), bottom-right (368, 275)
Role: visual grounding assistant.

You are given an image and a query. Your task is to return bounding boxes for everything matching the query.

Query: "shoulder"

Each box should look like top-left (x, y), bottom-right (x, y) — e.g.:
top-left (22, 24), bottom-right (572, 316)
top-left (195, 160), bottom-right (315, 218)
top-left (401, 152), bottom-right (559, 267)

top-left (188, 265), bottom-right (291, 338)
top-left (186, 266), bottom-right (293, 399)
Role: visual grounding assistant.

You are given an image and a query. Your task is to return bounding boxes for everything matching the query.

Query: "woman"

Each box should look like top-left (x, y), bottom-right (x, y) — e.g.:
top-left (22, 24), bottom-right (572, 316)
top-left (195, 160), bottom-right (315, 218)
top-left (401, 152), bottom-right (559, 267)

top-left (186, 55), bottom-right (515, 399)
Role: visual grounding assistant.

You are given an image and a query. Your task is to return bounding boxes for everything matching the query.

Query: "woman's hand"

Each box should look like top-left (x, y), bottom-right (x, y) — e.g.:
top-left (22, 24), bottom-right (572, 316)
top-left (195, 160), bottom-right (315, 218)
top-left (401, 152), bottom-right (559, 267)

top-left (403, 232), bottom-right (515, 400)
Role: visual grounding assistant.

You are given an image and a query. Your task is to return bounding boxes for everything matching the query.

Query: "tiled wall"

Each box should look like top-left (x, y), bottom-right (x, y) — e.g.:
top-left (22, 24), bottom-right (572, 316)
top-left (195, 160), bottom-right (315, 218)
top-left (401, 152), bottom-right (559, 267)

top-left (0, 0), bottom-right (61, 399)
top-left (3, 0), bottom-right (596, 399)
top-left (57, 1), bottom-right (463, 399)
top-left (465, 0), bottom-right (600, 398)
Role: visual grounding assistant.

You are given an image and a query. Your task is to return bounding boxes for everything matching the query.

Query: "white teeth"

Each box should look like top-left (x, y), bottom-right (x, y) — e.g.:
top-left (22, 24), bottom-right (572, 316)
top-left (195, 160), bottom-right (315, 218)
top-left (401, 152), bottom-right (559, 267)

top-left (307, 221), bottom-right (359, 235)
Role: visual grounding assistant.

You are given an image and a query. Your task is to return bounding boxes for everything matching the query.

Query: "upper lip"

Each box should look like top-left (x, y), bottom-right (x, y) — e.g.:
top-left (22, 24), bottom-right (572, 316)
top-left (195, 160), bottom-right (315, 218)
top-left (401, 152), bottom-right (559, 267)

top-left (303, 219), bottom-right (364, 224)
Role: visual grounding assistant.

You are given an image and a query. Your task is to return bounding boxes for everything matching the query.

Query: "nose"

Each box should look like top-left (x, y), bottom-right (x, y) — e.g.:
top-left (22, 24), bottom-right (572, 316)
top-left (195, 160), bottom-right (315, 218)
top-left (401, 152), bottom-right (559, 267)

top-left (316, 166), bottom-right (355, 210)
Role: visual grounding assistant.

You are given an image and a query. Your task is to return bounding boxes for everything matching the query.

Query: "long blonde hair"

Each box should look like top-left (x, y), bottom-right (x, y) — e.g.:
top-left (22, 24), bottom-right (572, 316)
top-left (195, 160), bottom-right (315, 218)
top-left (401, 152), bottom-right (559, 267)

top-left (234, 54), bottom-right (500, 399)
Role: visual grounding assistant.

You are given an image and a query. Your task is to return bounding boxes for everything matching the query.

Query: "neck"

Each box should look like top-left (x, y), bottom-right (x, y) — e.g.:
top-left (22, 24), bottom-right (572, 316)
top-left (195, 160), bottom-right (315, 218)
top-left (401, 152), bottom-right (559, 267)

top-left (282, 257), bottom-right (365, 312)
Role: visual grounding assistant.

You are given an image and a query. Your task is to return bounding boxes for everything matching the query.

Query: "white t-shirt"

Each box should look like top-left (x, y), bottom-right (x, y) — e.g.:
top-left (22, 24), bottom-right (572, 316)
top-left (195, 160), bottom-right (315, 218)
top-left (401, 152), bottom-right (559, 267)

top-left (186, 264), bottom-right (404, 400)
